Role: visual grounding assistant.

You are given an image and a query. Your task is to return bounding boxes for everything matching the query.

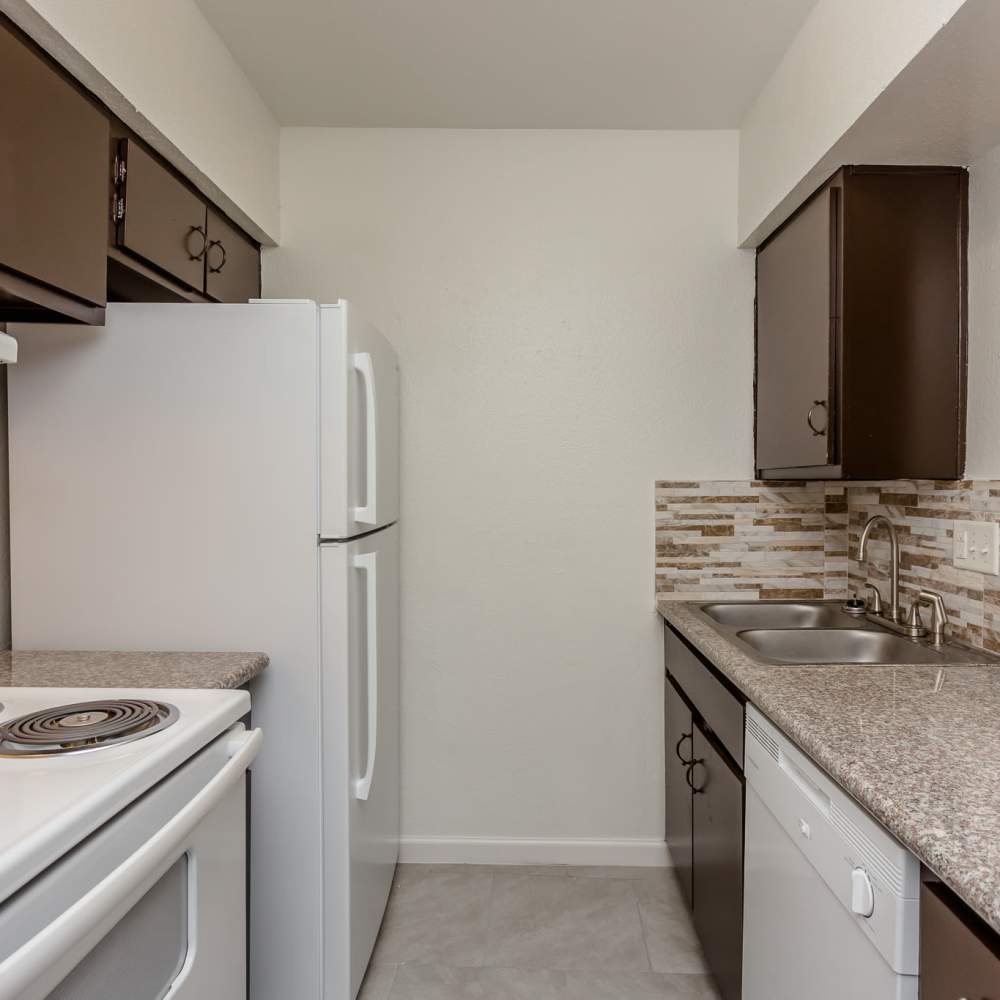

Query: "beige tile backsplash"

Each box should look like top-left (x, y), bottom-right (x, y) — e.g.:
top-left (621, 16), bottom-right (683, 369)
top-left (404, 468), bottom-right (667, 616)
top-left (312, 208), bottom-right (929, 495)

top-left (655, 479), bottom-right (1000, 653)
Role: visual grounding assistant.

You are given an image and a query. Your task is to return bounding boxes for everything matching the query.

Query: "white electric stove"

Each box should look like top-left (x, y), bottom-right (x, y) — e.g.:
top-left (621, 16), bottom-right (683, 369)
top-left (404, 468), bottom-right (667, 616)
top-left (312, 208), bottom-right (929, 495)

top-left (0, 687), bottom-right (261, 1000)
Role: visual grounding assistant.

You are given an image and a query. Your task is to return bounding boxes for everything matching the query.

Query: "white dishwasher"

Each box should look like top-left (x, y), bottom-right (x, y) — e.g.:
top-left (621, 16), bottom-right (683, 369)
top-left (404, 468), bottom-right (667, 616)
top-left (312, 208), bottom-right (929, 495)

top-left (743, 707), bottom-right (920, 1000)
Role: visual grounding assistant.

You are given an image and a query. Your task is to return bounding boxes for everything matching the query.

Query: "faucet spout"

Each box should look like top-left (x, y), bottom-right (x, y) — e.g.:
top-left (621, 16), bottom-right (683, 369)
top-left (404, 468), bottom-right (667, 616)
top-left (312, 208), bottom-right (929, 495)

top-left (857, 515), bottom-right (901, 622)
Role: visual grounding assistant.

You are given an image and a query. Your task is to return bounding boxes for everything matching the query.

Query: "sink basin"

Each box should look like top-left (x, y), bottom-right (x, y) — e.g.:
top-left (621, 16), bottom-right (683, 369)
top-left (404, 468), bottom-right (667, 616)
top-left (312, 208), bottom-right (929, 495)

top-left (694, 600), bottom-right (998, 664)
top-left (700, 602), bottom-right (854, 630)
top-left (736, 628), bottom-right (957, 665)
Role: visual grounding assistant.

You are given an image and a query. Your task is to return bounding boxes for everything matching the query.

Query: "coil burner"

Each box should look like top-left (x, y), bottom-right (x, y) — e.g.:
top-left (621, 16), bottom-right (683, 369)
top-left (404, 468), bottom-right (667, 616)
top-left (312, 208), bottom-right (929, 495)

top-left (0, 699), bottom-right (179, 757)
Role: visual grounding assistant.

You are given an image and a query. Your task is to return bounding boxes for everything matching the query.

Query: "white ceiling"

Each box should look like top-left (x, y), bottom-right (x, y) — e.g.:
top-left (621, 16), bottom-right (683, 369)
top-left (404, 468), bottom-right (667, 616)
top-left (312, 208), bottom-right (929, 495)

top-left (194, 0), bottom-right (819, 128)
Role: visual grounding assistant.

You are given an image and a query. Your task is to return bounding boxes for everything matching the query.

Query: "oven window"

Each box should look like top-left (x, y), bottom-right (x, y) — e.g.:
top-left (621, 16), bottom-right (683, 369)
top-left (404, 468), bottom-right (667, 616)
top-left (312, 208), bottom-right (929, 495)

top-left (46, 855), bottom-right (188, 1000)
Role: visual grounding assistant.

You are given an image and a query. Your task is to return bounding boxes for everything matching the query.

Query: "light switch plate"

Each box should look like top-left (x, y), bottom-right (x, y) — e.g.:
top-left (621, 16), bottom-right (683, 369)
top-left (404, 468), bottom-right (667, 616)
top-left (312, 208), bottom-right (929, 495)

top-left (953, 520), bottom-right (1000, 574)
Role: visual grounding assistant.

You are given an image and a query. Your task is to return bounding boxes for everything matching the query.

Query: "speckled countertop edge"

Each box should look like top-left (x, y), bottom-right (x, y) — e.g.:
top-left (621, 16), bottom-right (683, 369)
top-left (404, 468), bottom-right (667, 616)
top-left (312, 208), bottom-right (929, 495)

top-left (0, 650), bottom-right (269, 690)
top-left (657, 598), bottom-right (1000, 934)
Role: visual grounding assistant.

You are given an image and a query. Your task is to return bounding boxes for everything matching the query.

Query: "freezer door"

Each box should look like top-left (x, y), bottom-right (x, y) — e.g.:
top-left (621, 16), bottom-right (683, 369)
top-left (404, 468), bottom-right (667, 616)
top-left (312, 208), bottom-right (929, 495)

top-left (321, 524), bottom-right (400, 999)
top-left (321, 302), bottom-right (400, 539)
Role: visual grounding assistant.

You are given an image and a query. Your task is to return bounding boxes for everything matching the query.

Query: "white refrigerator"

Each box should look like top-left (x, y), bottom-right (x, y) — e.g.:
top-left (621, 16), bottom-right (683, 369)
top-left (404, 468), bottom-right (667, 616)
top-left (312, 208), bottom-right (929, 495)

top-left (7, 300), bottom-right (401, 1000)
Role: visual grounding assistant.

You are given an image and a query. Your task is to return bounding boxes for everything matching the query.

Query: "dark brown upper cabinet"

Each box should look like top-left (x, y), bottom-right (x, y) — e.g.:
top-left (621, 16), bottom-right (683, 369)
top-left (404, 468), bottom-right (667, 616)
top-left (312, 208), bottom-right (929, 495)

top-left (0, 19), bottom-right (108, 324)
top-left (205, 209), bottom-right (261, 303)
top-left (755, 166), bottom-right (968, 480)
top-left (113, 139), bottom-right (208, 292)
top-left (111, 139), bottom-right (261, 304)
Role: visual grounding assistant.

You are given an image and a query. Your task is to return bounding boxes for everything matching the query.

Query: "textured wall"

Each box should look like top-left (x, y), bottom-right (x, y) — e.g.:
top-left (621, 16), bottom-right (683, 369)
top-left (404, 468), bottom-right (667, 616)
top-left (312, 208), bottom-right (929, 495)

top-left (267, 128), bottom-right (754, 859)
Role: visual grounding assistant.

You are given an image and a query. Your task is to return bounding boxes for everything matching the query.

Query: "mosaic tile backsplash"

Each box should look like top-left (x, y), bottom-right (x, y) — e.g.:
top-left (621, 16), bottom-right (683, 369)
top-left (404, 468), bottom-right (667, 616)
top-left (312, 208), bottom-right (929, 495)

top-left (655, 479), bottom-right (1000, 653)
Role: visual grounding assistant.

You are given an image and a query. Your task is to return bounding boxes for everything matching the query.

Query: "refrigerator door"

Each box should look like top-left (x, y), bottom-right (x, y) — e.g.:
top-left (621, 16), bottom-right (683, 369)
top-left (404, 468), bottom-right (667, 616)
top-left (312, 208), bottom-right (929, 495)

top-left (321, 302), bottom-right (400, 539)
top-left (321, 524), bottom-right (400, 999)
top-left (8, 302), bottom-right (327, 1000)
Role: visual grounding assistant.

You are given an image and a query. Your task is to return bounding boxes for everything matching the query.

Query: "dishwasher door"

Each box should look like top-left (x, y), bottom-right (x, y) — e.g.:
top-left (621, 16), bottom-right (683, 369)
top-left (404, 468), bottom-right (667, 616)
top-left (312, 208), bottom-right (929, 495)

top-left (742, 707), bottom-right (919, 1000)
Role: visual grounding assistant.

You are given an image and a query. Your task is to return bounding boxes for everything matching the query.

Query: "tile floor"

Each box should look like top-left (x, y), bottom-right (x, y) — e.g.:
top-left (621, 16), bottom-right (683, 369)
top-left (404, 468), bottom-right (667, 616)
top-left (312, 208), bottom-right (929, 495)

top-left (359, 864), bottom-right (720, 1000)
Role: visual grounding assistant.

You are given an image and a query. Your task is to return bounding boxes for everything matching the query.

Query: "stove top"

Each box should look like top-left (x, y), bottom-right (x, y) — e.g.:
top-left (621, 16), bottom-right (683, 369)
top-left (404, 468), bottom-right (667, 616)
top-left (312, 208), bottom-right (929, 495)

top-left (0, 686), bottom-right (250, 906)
top-left (0, 698), bottom-right (179, 757)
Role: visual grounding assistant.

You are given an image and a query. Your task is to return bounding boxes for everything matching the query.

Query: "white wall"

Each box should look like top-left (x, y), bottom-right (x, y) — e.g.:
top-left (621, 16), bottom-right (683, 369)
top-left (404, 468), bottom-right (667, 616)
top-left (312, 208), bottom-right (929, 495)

top-left (2, 0), bottom-right (280, 243)
top-left (967, 140), bottom-right (1000, 477)
top-left (738, 0), bottom-right (967, 246)
top-left (266, 129), bottom-right (753, 861)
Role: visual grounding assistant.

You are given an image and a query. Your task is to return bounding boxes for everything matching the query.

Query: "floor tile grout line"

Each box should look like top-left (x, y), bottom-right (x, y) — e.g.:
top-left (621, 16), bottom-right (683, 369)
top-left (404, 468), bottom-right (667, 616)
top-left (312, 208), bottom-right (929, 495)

top-left (631, 879), bottom-right (655, 973)
top-left (383, 963), bottom-right (399, 999)
top-left (478, 869), bottom-right (498, 968)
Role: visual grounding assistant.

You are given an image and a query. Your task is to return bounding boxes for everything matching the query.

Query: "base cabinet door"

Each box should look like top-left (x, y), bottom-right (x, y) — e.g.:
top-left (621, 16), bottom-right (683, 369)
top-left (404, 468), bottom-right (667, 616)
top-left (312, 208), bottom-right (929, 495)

top-left (921, 881), bottom-right (1000, 999)
top-left (691, 721), bottom-right (744, 1000)
top-left (664, 674), bottom-right (693, 906)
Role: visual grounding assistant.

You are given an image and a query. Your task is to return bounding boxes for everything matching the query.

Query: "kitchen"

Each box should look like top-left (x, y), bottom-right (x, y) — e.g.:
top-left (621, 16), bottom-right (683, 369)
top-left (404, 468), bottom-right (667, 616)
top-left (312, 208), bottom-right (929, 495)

top-left (1, 1), bottom-right (999, 999)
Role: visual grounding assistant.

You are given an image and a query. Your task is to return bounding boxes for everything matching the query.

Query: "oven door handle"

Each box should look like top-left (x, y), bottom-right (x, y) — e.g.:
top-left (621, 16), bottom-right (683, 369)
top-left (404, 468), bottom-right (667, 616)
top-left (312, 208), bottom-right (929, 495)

top-left (0, 726), bottom-right (262, 1000)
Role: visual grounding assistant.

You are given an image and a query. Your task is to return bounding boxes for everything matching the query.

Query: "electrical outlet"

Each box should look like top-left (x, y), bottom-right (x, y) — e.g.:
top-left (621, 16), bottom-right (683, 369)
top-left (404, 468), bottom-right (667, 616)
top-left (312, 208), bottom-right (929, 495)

top-left (953, 520), bottom-right (1000, 574)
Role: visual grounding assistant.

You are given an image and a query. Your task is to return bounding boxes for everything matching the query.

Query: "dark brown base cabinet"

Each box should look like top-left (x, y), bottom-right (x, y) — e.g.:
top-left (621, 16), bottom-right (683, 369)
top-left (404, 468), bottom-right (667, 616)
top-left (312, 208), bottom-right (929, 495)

top-left (664, 676), bottom-right (693, 906)
top-left (755, 165), bottom-right (967, 480)
top-left (690, 723), bottom-right (743, 1000)
top-left (664, 625), bottom-right (745, 1000)
top-left (921, 880), bottom-right (1000, 999)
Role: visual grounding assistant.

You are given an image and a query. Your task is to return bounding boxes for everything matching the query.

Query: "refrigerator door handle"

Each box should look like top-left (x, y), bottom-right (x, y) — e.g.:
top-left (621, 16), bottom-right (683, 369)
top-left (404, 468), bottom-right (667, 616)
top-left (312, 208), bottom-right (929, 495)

top-left (354, 550), bottom-right (379, 801)
top-left (352, 352), bottom-right (378, 527)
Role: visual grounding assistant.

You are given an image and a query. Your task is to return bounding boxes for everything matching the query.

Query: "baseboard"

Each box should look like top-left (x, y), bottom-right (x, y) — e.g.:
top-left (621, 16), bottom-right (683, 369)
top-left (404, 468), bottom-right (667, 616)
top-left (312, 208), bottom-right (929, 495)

top-left (398, 836), bottom-right (671, 867)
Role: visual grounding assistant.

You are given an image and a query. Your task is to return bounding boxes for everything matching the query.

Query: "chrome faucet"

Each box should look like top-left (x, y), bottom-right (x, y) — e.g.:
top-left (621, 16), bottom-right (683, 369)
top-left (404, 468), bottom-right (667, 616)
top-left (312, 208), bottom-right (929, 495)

top-left (857, 514), bottom-right (901, 622)
top-left (856, 515), bottom-right (951, 643)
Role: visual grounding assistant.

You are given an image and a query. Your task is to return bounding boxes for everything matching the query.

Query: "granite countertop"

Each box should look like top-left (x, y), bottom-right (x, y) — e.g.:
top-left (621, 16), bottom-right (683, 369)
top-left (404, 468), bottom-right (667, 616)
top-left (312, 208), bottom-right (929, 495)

top-left (657, 598), bottom-right (1000, 934)
top-left (0, 650), bottom-right (268, 690)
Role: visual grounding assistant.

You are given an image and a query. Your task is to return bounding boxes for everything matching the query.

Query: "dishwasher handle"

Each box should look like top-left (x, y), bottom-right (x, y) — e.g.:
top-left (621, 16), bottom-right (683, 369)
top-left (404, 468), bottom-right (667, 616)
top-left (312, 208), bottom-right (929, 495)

top-left (779, 749), bottom-right (831, 817)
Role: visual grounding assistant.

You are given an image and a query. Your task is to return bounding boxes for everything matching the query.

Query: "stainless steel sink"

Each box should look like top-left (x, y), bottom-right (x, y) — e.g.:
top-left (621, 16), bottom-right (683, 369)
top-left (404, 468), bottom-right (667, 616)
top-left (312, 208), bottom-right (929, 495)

top-left (694, 600), bottom-right (997, 665)
top-left (735, 627), bottom-right (957, 665)
top-left (700, 602), bottom-right (854, 630)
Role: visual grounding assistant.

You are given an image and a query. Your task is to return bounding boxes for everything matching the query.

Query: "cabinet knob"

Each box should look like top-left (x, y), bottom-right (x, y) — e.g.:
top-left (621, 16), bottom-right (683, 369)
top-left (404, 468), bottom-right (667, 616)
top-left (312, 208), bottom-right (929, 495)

top-left (186, 225), bottom-right (208, 262)
top-left (207, 239), bottom-right (228, 273)
top-left (806, 399), bottom-right (828, 436)
top-left (675, 732), bottom-right (693, 765)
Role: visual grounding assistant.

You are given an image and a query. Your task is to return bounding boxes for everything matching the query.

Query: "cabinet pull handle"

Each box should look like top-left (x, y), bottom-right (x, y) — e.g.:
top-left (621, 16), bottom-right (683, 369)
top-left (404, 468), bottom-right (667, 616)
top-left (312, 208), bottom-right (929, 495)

top-left (806, 399), bottom-right (828, 437)
top-left (675, 732), bottom-right (693, 765)
top-left (185, 225), bottom-right (208, 261)
top-left (685, 759), bottom-right (707, 794)
top-left (207, 239), bottom-right (228, 273)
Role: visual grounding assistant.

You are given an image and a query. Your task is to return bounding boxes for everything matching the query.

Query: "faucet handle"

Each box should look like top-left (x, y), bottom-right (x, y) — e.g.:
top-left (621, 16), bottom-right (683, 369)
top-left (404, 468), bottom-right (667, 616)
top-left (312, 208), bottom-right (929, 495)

top-left (904, 599), bottom-right (924, 630)
top-left (917, 590), bottom-right (949, 643)
top-left (863, 584), bottom-right (883, 615)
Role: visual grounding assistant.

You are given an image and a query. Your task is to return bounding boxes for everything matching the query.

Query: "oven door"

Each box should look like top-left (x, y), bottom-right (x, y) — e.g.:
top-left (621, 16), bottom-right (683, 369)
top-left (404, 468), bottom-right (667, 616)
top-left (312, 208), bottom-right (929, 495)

top-left (0, 725), bottom-right (261, 1000)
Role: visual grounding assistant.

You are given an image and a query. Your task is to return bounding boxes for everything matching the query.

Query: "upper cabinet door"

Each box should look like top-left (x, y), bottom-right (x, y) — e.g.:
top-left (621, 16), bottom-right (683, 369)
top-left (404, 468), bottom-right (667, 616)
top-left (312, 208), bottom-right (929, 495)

top-left (0, 21), bottom-right (108, 317)
top-left (205, 209), bottom-right (261, 303)
top-left (755, 183), bottom-right (838, 472)
top-left (116, 139), bottom-right (207, 291)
